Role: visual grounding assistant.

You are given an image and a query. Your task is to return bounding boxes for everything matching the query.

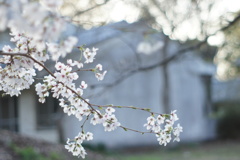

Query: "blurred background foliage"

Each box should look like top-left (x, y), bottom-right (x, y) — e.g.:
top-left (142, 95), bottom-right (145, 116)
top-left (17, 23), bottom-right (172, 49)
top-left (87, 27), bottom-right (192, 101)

top-left (59, 0), bottom-right (240, 81)
top-left (215, 102), bottom-right (240, 139)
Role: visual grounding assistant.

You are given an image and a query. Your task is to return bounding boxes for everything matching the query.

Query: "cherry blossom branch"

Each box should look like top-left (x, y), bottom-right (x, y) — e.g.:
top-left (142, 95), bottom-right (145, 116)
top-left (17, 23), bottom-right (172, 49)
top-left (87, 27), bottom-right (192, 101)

top-left (0, 51), bottom-right (54, 77)
top-left (0, 50), bottom-right (102, 117)
top-left (0, 51), bottom-right (171, 143)
top-left (0, 46), bottom-right (182, 157)
top-left (0, 51), bottom-right (168, 135)
top-left (0, 51), bottom-right (153, 125)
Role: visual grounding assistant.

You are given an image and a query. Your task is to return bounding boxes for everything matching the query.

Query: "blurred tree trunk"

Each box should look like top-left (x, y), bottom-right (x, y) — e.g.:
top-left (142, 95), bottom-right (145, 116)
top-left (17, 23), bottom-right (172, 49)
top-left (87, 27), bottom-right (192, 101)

top-left (161, 36), bottom-right (170, 113)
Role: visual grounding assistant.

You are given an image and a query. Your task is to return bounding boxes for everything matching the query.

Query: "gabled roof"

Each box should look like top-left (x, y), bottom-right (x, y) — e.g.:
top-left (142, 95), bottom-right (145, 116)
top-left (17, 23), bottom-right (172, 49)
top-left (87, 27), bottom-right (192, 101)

top-left (67, 21), bottom-right (157, 46)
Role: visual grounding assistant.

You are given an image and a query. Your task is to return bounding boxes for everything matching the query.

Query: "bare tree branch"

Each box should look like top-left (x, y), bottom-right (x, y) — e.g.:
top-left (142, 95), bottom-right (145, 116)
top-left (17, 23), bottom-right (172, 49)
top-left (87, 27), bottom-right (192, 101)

top-left (221, 14), bottom-right (240, 32)
top-left (73, 0), bottom-right (111, 17)
top-left (90, 13), bottom-right (240, 89)
top-left (90, 38), bottom-right (207, 89)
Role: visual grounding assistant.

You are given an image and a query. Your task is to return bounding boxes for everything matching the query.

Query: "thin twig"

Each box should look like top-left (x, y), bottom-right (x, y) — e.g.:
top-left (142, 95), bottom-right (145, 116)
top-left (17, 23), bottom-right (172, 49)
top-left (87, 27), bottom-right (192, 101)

top-left (92, 104), bottom-right (160, 115)
top-left (120, 126), bottom-right (152, 134)
top-left (72, 68), bottom-right (94, 73)
top-left (80, 113), bottom-right (91, 133)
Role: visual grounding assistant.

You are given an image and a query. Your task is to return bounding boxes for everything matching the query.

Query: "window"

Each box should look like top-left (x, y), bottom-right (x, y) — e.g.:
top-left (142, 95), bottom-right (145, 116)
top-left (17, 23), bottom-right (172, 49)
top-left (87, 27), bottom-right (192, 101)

top-left (37, 96), bottom-right (61, 129)
top-left (201, 75), bottom-right (212, 115)
top-left (0, 95), bottom-right (18, 131)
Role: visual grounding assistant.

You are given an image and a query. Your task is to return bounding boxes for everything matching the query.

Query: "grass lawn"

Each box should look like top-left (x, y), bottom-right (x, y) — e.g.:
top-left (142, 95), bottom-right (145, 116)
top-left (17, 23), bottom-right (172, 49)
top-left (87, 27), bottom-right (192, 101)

top-left (114, 141), bottom-right (240, 160)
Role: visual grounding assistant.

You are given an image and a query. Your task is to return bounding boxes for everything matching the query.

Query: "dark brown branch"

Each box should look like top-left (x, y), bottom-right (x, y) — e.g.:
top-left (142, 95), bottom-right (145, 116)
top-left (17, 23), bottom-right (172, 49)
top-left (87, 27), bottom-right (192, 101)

top-left (0, 51), bottom-right (101, 117)
top-left (221, 14), bottom-right (240, 32)
top-left (0, 51), bottom-right (54, 77)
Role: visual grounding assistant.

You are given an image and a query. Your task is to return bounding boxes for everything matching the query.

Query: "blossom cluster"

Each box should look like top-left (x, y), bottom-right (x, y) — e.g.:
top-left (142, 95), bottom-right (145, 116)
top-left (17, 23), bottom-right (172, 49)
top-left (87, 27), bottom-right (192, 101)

top-left (0, 0), bottom-right (78, 62)
top-left (65, 132), bottom-right (93, 158)
top-left (64, 107), bottom-right (120, 158)
top-left (35, 57), bottom-right (107, 100)
top-left (0, 33), bottom-right (38, 96)
top-left (1, 0), bottom-right (65, 42)
top-left (0, 62), bottom-right (36, 96)
top-left (144, 110), bottom-right (183, 146)
top-left (91, 107), bottom-right (121, 132)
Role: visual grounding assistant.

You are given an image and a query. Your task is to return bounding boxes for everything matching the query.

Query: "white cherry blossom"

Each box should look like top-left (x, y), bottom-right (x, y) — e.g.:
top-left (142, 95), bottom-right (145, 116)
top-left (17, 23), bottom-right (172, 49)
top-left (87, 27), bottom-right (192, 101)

top-left (144, 110), bottom-right (183, 146)
top-left (80, 81), bottom-right (88, 89)
top-left (95, 70), bottom-right (107, 81)
top-left (83, 47), bottom-right (98, 63)
top-left (96, 64), bottom-right (103, 71)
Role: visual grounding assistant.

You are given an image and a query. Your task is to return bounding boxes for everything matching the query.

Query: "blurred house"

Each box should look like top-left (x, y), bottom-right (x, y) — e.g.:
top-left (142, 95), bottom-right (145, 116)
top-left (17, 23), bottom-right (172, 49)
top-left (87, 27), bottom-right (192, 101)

top-left (0, 21), bottom-right (216, 147)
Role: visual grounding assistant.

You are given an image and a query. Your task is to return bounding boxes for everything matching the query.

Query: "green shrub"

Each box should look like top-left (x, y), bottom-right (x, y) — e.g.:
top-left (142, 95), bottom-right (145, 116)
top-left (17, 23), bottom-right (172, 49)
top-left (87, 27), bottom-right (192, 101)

top-left (215, 102), bottom-right (240, 139)
top-left (12, 145), bottom-right (62, 160)
top-left (83, 143), bottom-right (107, 153)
